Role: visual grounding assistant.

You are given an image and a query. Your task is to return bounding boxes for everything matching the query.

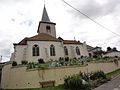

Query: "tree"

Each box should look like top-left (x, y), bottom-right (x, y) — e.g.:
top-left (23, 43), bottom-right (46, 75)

top-left (107, 47), bottom-right (112, 51)
top-left (113, 47), bottom-right (117, 51)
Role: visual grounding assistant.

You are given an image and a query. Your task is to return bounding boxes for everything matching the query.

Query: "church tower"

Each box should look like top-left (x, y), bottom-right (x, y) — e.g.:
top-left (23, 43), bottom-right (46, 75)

top-left (37, 6), bottom-right (56, 38)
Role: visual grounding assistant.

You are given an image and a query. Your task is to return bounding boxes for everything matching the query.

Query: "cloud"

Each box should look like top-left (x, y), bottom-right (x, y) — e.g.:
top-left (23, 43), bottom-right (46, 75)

top-left (20, 20), bottom-right (33, 26)
top-left (68, 0), bottom-right (120, 19)
top-left (0, 0), bottom-right (31, 4)
top-left (0, 39), bottom-right (13, 62)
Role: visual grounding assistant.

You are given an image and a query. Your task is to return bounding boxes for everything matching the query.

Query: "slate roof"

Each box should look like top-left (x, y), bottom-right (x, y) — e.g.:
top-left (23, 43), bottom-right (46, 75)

top-left (41, 5), bottom-right (50, 22)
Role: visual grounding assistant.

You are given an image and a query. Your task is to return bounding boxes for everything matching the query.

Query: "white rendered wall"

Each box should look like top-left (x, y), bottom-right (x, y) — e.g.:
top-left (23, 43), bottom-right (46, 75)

top-left (103, 52), bottom-right (120, 57)
top-left (14, 45), bottom-right (27, 64)
top-left (26, 41), bottom-right (64, 62)
top-left (63, 44), bottom-right (89, 59)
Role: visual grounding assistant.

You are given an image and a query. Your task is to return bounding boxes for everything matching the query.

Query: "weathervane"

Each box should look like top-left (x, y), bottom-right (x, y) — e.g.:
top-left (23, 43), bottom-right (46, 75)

top-left (44, 0), bottom-right (45, 5)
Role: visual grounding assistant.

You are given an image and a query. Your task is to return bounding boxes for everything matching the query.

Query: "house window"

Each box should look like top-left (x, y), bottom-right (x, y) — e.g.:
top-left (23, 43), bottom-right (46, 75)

top-left (64, 46), bottom-right (68, 55)
top-left (76, 47), bottom-right (80, 55)
top-left (32, 44), bottom-right (39, 56)
top-left (46, 26), bottom-right (51, 33)
top-left (50, 45), bottom-right (55, 56)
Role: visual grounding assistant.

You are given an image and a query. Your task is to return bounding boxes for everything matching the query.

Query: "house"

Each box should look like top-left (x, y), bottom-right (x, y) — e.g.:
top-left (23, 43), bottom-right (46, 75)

top-left (10, 6), bottom-right (89, 64)
top-left (87, 46), bottom-right (102, 57)
top-left (103, 51), bottom-right (120, 57)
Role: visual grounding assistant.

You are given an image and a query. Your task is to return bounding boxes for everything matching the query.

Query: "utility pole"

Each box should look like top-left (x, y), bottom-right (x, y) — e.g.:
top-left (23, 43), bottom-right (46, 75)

top-left (0, 56), bottom-right (2, 63)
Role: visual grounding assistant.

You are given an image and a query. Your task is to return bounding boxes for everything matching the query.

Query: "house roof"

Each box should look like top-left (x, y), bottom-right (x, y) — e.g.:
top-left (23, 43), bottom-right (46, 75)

top-left (87, 45), bottom-right (94, 50)
top-left (89, 46), bottom-right (101, 51)
top-left (14, 33), bottom-right (60, 45)
top-left (28, 33), bottom-right (60, 41)
top-left (63, 40), bottom-right (82, 45)
top-left (104, 50), bottom-right (120, 55)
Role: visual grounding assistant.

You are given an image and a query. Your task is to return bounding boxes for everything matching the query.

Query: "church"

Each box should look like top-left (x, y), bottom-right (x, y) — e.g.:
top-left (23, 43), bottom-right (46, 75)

top-left (10, 6), bottom-right (89, 64)
top-left (2, 6), bottom-right (120, 90)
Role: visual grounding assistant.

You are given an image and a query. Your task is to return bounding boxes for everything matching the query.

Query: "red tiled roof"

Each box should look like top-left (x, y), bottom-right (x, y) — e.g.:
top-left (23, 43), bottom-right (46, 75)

top-left (28, 33), bottom-right (60, 42)
top-left (63, 40), bottom-right (82, 45)
top-left (14, 33), bottom-right (60, 45)
top-left (13, 38), bottom-right (28, 45)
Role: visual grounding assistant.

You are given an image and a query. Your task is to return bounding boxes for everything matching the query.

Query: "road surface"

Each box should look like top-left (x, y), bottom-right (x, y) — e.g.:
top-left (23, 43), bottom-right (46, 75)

top-left (93, 75), bottom-right (120, 90)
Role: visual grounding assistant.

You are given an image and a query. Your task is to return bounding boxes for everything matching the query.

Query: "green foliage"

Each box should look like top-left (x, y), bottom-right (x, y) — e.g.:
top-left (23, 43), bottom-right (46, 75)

top-left (21, 60), bottom-right (28, 65)
top-left (107, 69), bottom-right (120, 78)
top-left (102, 56), bottom-right (110, 60)
top-left (65, 57), bottom-right (69, 62)
top-left (79, 71), bottom-right (109, 89)
top-left (38, 59), bottom-right (45, 64)
top-left (93, 55), bottom-right (98, 58)
top-left (27, 62), bottom-right (36, 69)
top-left (12, 61), bottom-right (17, 66)
top-left (38, 64), bottom-right (48, 69)
top-left (90, 71), bottom-right (106, 80)
top-left (59, 57), bottom-right (64, 66)
top-left (113, 59), bottom-right (118, 65)
top-left (64, 75), bottom-right (91, 90)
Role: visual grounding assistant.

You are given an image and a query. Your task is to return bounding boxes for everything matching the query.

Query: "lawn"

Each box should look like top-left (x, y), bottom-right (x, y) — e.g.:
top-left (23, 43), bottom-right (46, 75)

top-left (106, 68), bottom-right (120, 78)
top-left (3, 85), bottom-right (64, 90)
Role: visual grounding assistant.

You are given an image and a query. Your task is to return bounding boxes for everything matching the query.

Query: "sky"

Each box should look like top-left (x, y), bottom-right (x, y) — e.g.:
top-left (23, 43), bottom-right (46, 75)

top-left (0, 0), bottom-right (120, 62)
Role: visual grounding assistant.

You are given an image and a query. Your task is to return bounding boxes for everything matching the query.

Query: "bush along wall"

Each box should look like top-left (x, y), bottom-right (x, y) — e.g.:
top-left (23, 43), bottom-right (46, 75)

top-left (12, 61), bottom-right (17, 66)
top-left (64, 75), bottom-right (91, 90)
top-left (64, 71), bottom-right (110, 90)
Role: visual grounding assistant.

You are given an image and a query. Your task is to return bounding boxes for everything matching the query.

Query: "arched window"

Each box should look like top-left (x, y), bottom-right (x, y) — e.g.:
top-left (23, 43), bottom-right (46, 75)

top-left (76, 47), bottom-right (80, 55)
top-left (32, 44), bottom-right (39, 56)
top-left (64, 46), bottom-right (68, 55)
top-left (50, 45), bottom-right (55, 56)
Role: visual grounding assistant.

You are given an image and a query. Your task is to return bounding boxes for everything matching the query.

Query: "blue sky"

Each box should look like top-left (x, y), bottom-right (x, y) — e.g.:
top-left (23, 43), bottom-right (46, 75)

top-left (0, 0), bottom-right (120, 62)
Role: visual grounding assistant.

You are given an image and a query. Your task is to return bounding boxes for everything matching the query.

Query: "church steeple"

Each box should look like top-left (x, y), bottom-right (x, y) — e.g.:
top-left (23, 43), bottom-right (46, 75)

top-left (37, 6), bottom-right (56, 38)
top-left (41, 6), bottom-right (50, 22)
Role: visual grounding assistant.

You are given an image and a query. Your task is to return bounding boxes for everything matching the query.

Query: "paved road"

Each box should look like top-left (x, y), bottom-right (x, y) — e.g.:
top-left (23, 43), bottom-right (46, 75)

top-left (93, 75), bottom-right (120, 90)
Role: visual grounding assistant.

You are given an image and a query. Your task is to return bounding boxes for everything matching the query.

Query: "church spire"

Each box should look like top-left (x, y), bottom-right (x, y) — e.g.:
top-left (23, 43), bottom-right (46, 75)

top-left (37, 5), bottom-right (56, 37)
top-left (41, 5), bottom-right (50, 22)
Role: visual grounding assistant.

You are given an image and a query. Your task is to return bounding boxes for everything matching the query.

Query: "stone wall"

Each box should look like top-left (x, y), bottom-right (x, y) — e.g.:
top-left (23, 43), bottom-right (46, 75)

top-left (1, 61), bottom-right (120, 89)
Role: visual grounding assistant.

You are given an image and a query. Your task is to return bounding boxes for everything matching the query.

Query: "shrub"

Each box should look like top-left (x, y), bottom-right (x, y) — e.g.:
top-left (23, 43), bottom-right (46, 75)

top-left (81, 56), bottom-right (84, 58)
top-left (21, 60), bottom-right (28, 65)
top-left (90, 71), bottom-right (106, 80)
top-left (27, 62), bottom-right (36, 69)
top-left (93, 55), bottom-right (98, 58)
top-left (59, 57), bottom-right (64, 61)
top-left (59, 57), bottom-right (64, 66)
top-left (38, 59), bottom-right (45, 64)
top-left (12, 61), bottom-right (17, 66)
top-left (103, 56), bottom-right (109, 60)
top-left (113, 59), bottom-right (118, 65)
top-left (64, 75), bottom-right (91, 90)
top-left (65, 57), bottom-right (69, 62)
top-left (27, 62), bottom-right (32, 69)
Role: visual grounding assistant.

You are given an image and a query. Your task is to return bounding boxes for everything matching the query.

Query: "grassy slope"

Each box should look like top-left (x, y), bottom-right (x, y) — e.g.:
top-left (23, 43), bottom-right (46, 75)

top-left (3, 85), bottom-right (64, 90)
top-left (106, 68), bottom-right (120, 78)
